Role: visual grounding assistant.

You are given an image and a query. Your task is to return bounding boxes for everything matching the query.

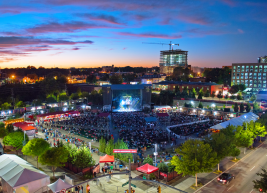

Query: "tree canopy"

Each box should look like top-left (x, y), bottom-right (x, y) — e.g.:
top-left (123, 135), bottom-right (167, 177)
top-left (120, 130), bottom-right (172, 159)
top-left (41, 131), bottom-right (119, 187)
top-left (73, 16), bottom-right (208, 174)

top-left (3, 131), bottom-right (29, 154)
top-left (109, 74), bottom-right (123, 84)
top-left (38, 147), bottom-right (68, 179)
top-left (22, 138), bottom-right (50, 168)
top-left (171, 139), bottom-right (218, 187)
top-left (253, 169), bottom-right (267, 192)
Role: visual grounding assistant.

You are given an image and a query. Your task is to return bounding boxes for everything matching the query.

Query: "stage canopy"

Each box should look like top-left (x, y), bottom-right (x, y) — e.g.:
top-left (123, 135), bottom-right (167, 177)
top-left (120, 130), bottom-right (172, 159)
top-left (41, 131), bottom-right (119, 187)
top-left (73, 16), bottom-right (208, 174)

top-left (0, 154), bottom-right (50, 193)
top-left (145, 117), bottom-right (158, 122)
top-left (136, 163), bottom-right (159, 174)
top-left (98, 113), bottom-right (110, 117)
top-left (211, 112), bottom-right (259, 130)
top-left (156, 113), bottom-right (169, 117)
top-left (99, 154), bottom-right (115, 163)
top-left (47, 178), bottom-right (72, 193)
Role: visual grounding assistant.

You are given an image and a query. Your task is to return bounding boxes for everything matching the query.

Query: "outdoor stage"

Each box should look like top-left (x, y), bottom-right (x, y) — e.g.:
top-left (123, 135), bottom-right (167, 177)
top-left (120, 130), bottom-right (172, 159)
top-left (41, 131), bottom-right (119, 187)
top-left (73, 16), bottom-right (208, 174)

top-left (102, 84), bottom-right (152, 112)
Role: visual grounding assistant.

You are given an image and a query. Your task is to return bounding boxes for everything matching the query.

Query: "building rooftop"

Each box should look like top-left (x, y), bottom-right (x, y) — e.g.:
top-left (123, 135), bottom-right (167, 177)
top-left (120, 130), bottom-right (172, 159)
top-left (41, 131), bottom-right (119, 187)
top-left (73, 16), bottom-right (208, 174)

top-left (141, 74), bottom-right (162, 79)
top-left (102, 84), bottom-right (151, 90)
top-left (153, 80), bottom-right (219, 86)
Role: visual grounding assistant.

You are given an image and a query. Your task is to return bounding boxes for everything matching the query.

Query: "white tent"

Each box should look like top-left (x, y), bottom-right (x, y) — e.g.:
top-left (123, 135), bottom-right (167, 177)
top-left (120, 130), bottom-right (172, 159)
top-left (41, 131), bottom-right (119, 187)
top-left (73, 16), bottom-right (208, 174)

top-left (0, 154), bottom-right (50, 193)
top-left (47, 178), bottom-right (72, 193)
top-left (211, 112), bottom-right (259, 130)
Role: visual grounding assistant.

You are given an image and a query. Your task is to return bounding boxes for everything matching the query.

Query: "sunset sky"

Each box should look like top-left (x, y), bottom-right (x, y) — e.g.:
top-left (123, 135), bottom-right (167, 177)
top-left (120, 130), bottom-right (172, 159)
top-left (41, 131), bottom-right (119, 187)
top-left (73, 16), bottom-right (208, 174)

top-left (0, 0), bottom-right (266, 69)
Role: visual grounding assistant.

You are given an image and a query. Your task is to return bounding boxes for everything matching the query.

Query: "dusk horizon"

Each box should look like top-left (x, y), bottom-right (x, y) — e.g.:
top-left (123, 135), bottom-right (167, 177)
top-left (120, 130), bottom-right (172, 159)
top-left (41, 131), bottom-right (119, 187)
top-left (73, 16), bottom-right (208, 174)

top-left (0, 0), bottom-right (266, 69)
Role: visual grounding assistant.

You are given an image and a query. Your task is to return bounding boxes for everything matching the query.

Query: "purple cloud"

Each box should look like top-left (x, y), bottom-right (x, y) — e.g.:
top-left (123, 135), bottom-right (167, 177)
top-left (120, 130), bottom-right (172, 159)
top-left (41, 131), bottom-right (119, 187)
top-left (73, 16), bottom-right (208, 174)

top-left (27, 21), bottom-right (119, 34)
top-left (0, 36), bottom-right (93, 63)
top-left (76, 13), bottom-right (122, 25)
top-left (238, 29), bottom-right (244, 34)
top-left (117, 32), bottom-right (182, 39)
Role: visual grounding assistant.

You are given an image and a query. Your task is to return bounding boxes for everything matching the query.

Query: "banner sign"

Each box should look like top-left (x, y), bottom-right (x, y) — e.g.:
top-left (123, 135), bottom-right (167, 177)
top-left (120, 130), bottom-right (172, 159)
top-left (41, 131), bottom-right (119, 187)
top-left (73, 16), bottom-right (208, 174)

top-left (113, 149), bottom-right (137, 153)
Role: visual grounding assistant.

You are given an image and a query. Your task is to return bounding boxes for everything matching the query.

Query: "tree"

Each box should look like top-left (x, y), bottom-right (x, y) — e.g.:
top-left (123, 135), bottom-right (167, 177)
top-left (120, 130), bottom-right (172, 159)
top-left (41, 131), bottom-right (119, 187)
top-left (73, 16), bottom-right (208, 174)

top-left (86, 75), bottom-right (97, 84)
top-left (72, 146), bottom-right (95, 169)
top-left (240, 103), bottom-right (244, 113)
top-left (1, 102), bottom-right (11, 110)
top-left (143, 156), bottom-right (153, 165)
top-left (109, 74), bottom-right (123, 84)
top-left (198, 102), bottom-right (203, 109)
top-left (217, 91), bottom-right (223, 100)
top-left (58, 92), bottom-right (69, 102)
top-left (253, 102), bottom-right (260, 113)
top-left (246, 102), bottom-right (251, 112)
top-left (171, 139), bottom-right (218, 187)
top-left (204, 90), bottom-right (210, 97)
top-left (0, 127), bottom-right (7, 138)
top-left (197, 92), bottom-right (203, 99)
top-left (3, 131), bottom-right (29, 154)
top-left (22, 138), bottom-right (50, 168)
top-left (253, 169), bottom-right (267, 192)
top-left (251, 122), bottom-right (266, 142)
top-left (6, 124), bottom-right (14, 133)
top-left (175, 86), bottom-right (179, 93)
top-left (211, 91), bottom-right (215, 98)
top-left (99, 137), bottom-right (106, 153)
top-left (237, 92), bottom-right (243, 100)
top-left (105, 138), bottom-right (114, 155)
top-left (81, 92), bottom-right (89, 99)
top-left (38, 147), bottom-right (68, 179)
top-left (250, 94), bottom-right (256, 102)
top-left (15, 101), bottom-right (26, 108)
top-left (114, 139), bottom-right (133, 162)
top-left (70, 93), bottom-right (79, 100)
top-left (205, 132), bottom-right (239, 171)
top-left (158, 162), bottom-right (168, 173)
top-left (46, 94), bottom-right (57, 103)
top-left (234, 103), bottom-right (239, 112)
top-left (235, 126), bottom-right (254, 153)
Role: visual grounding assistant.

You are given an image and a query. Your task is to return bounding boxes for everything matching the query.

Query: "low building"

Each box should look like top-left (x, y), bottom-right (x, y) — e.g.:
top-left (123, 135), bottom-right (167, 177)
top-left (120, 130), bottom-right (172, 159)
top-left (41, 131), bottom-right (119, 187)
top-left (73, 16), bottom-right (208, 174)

top-left (141, 74), bottom-right (166, 84)
top-left (231, 63), bottom-right (267, 93)
top-left (153, 81), bottom-right (223, 95)
top-left (188, 77), bottom-right (206, 82)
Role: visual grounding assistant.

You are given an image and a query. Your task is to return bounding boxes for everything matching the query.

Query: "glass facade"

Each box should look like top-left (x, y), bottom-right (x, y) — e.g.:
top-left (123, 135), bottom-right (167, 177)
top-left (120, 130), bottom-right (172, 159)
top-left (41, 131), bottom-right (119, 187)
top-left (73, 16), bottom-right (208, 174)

top-left (231, 63), bottom-right (267, 91)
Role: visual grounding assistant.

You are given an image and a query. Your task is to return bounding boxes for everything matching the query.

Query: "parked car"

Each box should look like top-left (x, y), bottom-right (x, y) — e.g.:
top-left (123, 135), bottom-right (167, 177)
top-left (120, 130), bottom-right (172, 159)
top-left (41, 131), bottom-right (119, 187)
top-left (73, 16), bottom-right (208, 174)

top-left (217, 173), bottom-right (235, 184)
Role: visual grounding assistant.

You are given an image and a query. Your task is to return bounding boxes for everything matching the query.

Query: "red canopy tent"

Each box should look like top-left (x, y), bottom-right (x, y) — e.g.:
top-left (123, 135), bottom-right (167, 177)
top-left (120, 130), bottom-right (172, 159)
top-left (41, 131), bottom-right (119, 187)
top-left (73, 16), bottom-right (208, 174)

top-left (156, 113), bottom-right (169, 117)
top-left (99, 154), bottom-right (115, 163)
top-left (13, 122), bottom-right (36, 131)
top-left (136, 163), bottom-right (159, 174)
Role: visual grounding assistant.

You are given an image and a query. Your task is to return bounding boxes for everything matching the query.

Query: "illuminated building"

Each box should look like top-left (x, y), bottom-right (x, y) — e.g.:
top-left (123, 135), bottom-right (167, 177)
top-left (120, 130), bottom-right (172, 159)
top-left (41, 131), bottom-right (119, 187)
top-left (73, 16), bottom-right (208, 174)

top-left (231, 63), bottom-right (267, 92)
top-left (159, 49), bottom-right (188, 75)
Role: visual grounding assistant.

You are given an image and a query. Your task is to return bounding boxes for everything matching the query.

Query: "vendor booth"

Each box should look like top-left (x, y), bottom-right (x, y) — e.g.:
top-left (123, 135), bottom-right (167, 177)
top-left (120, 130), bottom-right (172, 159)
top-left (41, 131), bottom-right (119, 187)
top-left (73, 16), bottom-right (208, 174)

top-left (47, 178), bottom-right (72, 193)
top-left (36, 110), bottom-right (80, 121)
top-left (0, 154), bottom-right (50, 193)
top-left (13, 122), bottom-right (37, 136)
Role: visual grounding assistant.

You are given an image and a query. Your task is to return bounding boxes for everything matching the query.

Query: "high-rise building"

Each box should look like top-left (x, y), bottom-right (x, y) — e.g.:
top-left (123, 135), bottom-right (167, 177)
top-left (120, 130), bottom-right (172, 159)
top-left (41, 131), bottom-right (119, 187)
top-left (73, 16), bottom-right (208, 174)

top-left (159, 49), bottom-right (188, 75)
top-left (231, 63), bottom-right (267, 92)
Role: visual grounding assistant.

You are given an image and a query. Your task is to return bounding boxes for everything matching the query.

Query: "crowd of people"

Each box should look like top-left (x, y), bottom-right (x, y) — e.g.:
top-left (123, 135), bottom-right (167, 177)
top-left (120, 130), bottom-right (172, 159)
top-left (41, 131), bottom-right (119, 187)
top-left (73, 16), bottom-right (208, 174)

top-left (169, 113), bottom-right (210, 125)
top-left (170, 120), bottom-right (220, 137)
top-left (113, 112), bottom-right (147, 129)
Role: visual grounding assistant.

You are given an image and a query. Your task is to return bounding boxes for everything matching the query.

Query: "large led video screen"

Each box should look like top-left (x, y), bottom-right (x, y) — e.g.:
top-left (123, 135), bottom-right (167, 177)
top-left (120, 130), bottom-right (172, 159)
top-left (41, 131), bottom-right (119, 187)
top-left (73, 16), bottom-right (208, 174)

top-left (112, 89), bottom-right (142, 112)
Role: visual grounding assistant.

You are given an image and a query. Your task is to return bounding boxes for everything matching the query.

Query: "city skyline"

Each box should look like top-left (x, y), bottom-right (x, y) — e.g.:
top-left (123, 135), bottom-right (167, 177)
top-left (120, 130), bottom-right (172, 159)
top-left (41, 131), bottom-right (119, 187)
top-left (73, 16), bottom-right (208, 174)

top-left (0, 0), bottom-right (266, 68)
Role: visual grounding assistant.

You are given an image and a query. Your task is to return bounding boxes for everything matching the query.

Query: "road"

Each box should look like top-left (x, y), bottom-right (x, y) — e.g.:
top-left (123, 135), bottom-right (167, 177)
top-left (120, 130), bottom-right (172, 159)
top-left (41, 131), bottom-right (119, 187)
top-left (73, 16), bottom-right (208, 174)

top-left (196, 142), bottom-right (267, 193)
